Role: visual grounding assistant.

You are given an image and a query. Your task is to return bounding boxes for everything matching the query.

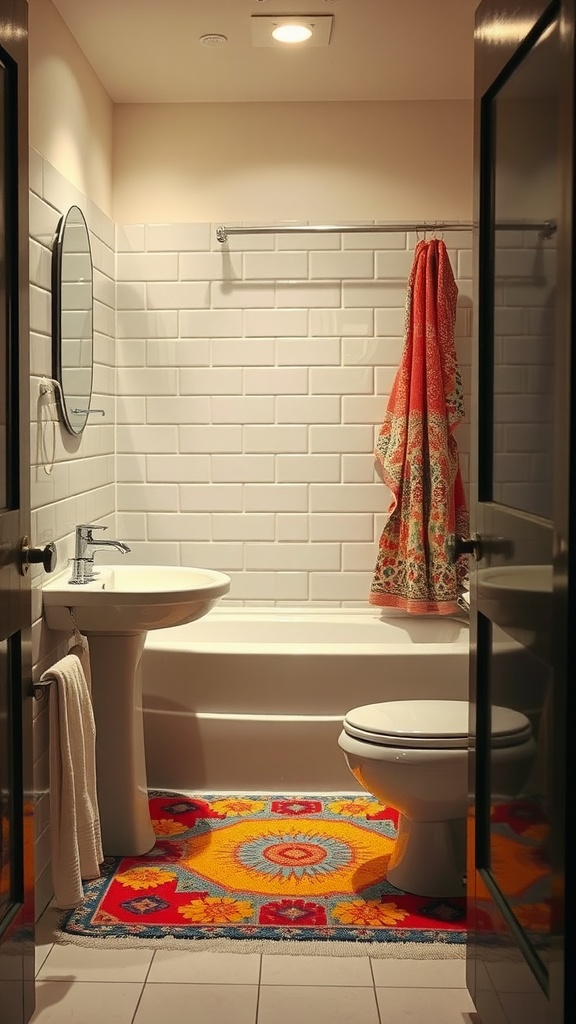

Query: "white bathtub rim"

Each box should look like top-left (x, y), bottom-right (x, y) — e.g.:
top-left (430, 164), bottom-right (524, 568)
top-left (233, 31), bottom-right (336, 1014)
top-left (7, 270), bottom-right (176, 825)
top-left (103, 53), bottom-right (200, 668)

top-left (145, 605), bottom-right (469, 654)
top-left (144, 639), bottom-right (469, 655)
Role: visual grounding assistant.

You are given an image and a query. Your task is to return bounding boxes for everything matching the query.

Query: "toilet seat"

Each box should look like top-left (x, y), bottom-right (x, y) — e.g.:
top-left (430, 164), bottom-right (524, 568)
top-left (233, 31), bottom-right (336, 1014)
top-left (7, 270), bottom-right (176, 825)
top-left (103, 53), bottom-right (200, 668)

top-left (342, 699), bottom-right (532, 749)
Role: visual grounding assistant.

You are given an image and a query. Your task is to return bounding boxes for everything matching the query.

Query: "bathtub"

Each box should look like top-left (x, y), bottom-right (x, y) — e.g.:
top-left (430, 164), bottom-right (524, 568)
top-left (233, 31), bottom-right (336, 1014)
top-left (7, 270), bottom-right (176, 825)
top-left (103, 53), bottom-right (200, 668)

top-left (141, 607), bottom-right (469, 793)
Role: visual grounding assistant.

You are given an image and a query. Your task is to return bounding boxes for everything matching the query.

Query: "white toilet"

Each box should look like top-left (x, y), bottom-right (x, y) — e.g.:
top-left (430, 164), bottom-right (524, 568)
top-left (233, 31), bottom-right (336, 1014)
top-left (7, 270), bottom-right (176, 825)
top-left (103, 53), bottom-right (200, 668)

top-left (338, 699), bottom-right (536, 898)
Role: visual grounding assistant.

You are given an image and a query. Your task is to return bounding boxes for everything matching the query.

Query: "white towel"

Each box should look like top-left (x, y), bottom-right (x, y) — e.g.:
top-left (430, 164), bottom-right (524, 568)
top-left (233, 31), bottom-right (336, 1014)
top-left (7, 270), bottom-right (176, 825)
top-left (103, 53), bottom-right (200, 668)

top-left (42, 643), bottom-right (103, 910)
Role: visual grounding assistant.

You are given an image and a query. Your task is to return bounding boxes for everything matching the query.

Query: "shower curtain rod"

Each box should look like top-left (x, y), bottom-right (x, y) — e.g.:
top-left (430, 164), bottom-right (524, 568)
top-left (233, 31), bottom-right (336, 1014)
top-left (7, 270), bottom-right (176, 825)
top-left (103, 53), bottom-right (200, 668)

top-left (215, 220), bottom-right (557, 243)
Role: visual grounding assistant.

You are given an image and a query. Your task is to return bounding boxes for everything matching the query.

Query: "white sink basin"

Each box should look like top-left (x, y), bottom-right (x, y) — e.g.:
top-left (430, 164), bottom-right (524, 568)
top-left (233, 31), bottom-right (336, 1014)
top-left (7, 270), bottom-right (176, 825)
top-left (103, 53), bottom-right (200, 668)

top-left (478, 564), bottom-right (553, 596)
top-left (42, 564), bottom-right (231, 633)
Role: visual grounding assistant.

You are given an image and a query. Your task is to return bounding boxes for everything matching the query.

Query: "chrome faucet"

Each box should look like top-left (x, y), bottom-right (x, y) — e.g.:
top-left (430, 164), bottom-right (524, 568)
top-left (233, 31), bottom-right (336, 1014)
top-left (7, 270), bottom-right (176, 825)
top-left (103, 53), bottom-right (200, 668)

top-left (69, 524), bottom-right (131, 585)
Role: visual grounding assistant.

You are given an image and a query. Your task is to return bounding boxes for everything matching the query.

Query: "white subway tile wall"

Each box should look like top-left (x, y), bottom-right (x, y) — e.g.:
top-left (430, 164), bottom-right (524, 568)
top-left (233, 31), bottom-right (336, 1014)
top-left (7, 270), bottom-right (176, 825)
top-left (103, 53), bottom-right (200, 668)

top-left (29, 150), bottom-right (116, 915)
top-left (115, 222), bottom-right (472, 604)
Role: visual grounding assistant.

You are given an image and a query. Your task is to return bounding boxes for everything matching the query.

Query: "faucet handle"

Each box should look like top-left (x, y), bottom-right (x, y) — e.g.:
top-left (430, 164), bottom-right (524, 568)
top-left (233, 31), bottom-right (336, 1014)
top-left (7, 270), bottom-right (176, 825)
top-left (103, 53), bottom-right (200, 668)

top-left (77, 523), bottom-right (108, 533)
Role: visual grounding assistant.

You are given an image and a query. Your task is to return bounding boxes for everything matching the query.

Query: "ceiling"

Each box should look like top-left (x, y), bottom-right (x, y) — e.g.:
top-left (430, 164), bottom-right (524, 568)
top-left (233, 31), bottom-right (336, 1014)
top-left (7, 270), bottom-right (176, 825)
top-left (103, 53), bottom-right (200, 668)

top-left (51, 0), bottom-right (480, 105)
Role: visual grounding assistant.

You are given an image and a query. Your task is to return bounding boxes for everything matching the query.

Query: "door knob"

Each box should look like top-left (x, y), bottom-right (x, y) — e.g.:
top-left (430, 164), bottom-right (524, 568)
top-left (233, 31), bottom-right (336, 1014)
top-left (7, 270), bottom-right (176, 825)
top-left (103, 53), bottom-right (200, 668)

top-left (446, 533), bottom-right (483, 563)
top-left (19, 537), bottom-right (57, 575)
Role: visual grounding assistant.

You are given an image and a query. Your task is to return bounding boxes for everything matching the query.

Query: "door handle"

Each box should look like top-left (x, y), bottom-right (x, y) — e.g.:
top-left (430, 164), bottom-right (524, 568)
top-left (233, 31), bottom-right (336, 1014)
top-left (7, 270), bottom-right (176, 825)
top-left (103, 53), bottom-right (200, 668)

top-left (19, 536), bottom-right (57, 575)
top-left (447, 533), bottom-right (514, 564)
top-left (446, 533), bottom-right (483, 562)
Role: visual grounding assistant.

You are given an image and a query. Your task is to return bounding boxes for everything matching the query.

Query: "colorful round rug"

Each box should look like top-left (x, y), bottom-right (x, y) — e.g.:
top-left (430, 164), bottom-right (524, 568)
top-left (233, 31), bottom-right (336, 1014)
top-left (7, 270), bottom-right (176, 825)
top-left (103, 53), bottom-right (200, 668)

top-left (58, 793), bottom-right (467, 949)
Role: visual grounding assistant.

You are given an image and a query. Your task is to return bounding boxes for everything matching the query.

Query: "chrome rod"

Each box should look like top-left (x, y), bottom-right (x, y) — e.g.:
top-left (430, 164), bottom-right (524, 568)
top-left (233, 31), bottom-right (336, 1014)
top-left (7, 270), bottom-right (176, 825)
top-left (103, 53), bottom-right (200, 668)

top-left (33, 679), bottom-right (52, 701)
top-left (215, 220), bottom-right (556, 243)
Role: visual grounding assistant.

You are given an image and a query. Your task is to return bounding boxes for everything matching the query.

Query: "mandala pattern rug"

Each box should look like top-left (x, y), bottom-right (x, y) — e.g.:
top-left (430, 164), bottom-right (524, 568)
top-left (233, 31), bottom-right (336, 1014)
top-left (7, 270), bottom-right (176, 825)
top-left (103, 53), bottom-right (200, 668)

top-left (57, 793), bottom-right (467, 956)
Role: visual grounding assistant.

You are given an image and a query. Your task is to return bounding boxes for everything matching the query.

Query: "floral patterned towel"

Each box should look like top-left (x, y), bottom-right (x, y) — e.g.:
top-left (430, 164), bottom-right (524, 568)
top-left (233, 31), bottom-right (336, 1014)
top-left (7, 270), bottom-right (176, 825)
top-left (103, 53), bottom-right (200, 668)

top-left (58, 792), bottom-right (466, 946)
top-left (370, 238), bottom-right (469, 614)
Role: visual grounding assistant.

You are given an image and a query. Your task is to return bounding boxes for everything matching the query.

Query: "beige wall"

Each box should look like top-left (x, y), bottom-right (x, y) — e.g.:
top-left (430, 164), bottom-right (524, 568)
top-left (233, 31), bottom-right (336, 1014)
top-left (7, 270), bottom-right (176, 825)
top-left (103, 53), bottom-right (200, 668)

top-left (29, 0), bottom-right (113, 215)
top-left (28, 2), bottom-right (473, 227)
top-left (113, 100), bottom-right (473, 224)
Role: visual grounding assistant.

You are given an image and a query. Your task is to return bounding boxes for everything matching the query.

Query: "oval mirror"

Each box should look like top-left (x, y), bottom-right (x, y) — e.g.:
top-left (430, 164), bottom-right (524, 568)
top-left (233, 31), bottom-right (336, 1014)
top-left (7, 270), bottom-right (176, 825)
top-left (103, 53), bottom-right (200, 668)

top-left (52, 205), bottom-right (94, 435)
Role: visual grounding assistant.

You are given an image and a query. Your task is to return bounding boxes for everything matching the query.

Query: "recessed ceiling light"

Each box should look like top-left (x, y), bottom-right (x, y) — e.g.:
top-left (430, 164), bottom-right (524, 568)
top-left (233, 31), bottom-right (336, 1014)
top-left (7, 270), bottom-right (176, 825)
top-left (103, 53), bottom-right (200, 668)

top-left (251, 15), bottom-right (333, 48)
top-left (272, 23), bottom-right (313, 43)
top-left (200, 33), bottom-right (228, 47)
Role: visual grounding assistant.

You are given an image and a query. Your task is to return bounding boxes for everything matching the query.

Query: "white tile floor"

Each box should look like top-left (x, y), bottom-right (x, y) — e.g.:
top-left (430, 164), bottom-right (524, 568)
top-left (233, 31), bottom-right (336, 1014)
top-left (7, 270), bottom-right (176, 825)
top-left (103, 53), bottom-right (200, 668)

top-left (32, 907), bottom-right (479, 1024)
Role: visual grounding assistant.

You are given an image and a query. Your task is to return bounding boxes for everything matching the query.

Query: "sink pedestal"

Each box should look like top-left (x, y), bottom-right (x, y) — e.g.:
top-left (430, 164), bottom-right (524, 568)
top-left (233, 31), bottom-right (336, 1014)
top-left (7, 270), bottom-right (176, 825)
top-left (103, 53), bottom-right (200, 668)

top-left (88, 632), bottom-right (156, 857)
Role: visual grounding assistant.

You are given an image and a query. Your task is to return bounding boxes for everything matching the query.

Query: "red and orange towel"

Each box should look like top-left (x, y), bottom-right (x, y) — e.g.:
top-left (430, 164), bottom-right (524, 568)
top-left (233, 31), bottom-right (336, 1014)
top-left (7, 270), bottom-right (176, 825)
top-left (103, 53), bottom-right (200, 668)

top-left (369, 238), bottom-right (469, 614)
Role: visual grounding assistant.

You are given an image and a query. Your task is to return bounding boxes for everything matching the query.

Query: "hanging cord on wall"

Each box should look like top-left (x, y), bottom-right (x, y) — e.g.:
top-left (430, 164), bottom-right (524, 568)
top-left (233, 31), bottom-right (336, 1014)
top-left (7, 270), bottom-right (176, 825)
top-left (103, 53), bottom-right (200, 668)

top-left (38, 376), bottom-right (62, 475)
top-left (68, 607), bottom-right (87, 650)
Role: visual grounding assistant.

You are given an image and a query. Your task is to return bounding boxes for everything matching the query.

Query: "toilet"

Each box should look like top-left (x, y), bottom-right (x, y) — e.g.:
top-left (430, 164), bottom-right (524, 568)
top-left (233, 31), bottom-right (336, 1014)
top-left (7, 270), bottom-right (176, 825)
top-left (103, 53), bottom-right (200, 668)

top-left (338, 699), bottom-right (535, 898)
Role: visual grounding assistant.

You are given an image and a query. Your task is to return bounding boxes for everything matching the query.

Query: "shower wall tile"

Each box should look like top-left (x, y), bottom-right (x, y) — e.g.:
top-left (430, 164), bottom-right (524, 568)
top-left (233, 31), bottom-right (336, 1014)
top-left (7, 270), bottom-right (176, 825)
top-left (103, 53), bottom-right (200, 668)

top-left (115, 220), bottom-right (473, 606)
top-left (310, 367), bottom-right (373, 394)
top-left (309, 484), bottom-right (391, 513)
top-left (276, 396), bottom-right (340, 424)
top-left (117, 309), bottom-right (178, 338)
top-left (116, 252), bottom-right (178, 281)
top-left (180, 484), bottom-right (243, 512)
top-left (343, 396), bottom-right (389, 423)
top-left (147, 513), bottom-right (211, 541)
top-left (179, 425), bottom-right (243, 452)
top-left (117, 424), bottom-right (178, 453)
top-left (146, 222), bottom-right (211, 251)
top-left (146, 396), bottom-right (210, 423)
top-left (243, 425), bottom-right (308, 453)
top-left (212, 338), bottom-right (275, 365)
top-left (375, 250), bottom-right (420, 278)
top-left (180, 542), bottom-right (244, 570)
top-left (343, 230), bottom-right (406, 249)
top-left (244, 252), bottom-right (308, 279)
top-left (180, 251), bottom-right (243, 280)
top-left (276, 337), bottom-right (341, 365)
top-left (147, 454), bottom-right (210, 481)
top-left (211, 514), bottom-right (276, 542)
top-left (211, 454), bottom-right (275, 483)
top-left (244, 309), bottom-right (309, 337)
top-left (245, 543), bottom-right (341, 572)
top-left (117, 483), bottom-right (179, 511)
top-left (310, 251), bottom-right (374, 279)
top-left (276, 514), bottom-right (310, 541)
top-left (211, 282), bottom-right (275, 308)
top-left (309, 514), bottom-right (375, 542)
top-left (147, 281), bottom-right (209, 309)
top-left (310, 307), bottom-right (373, 336)
top-left (211, 396), bottom-right (275, 423)
top-left (309, 425), bottom-right (374, 453)
top-left (244, 367), bottom-right (308, 394)
top-left (226, 571), bottom-right (309, 601)
top-left (342, 454), bottom-right (378, 483)
top-left (276, 455), bottom-right (340, 483)
top-left (244, 484), bottom-right (308, 513)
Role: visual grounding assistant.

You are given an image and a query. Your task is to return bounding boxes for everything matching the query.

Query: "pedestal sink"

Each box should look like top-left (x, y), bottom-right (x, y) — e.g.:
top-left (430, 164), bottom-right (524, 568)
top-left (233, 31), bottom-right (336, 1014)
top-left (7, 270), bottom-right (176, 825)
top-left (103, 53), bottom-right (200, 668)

top-left (42, 564), bottom-right (231, 856)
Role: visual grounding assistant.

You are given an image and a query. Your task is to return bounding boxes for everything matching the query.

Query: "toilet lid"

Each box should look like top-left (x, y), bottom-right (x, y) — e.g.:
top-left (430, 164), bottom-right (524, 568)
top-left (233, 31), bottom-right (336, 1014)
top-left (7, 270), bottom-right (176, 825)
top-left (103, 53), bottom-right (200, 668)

top-left (342, 700), bottom-right (532, 749)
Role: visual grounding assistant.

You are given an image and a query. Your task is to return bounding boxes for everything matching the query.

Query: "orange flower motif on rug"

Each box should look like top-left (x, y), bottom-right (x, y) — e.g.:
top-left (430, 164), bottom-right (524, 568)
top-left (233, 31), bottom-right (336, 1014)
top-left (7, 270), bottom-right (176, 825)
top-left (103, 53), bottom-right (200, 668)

top-left (115, 867), bottom-right (177, 891)
top-left (177, 896), bottom-right (254, 924)
top-left (333, 900), bottom-right (410, 927)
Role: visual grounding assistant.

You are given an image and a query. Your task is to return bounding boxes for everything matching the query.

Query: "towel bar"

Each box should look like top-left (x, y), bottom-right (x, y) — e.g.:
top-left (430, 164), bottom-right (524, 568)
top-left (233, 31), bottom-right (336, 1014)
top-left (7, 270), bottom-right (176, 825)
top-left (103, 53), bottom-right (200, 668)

top-left (33, 679), bottom-right (52, 701)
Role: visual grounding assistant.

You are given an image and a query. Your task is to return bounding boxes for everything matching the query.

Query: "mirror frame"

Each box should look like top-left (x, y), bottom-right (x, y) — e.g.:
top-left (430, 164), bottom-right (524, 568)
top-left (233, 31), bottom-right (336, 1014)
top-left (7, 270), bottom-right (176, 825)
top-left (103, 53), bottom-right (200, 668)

top-left (51, 204), bottom-right (94, 435)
